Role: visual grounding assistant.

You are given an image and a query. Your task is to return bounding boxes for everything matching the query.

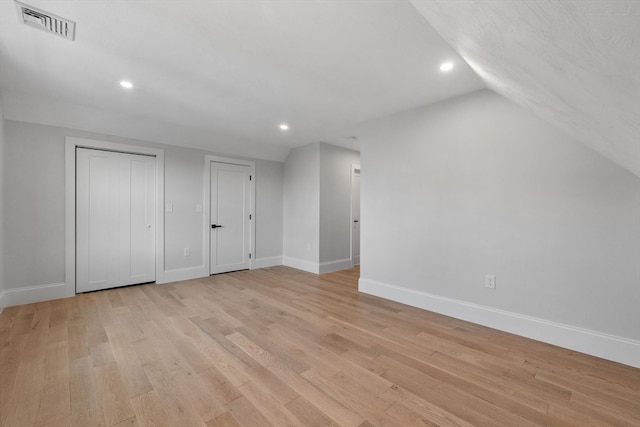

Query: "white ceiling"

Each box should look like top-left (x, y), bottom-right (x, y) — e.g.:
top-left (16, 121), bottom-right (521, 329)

top-left (0, 0), bottom-right (483, 161)
top-left (1, 1), bottom-right (637, 174)
top-left (410, 0), bottom-right (640, 177)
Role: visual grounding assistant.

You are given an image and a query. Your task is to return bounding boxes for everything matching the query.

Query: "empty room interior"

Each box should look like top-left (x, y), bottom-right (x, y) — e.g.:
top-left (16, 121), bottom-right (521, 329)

top-left (0, 1), bottom-right (639, 426)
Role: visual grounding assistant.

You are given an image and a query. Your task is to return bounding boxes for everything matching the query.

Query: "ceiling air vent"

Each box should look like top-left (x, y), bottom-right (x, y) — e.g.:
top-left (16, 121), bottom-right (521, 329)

top-left (15, 1), bottom-right (76, 41)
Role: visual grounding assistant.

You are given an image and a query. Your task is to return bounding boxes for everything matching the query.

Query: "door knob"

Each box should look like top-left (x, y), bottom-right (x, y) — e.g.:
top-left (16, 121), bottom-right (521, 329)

top-left (211, 224), bottom-right (223, 229)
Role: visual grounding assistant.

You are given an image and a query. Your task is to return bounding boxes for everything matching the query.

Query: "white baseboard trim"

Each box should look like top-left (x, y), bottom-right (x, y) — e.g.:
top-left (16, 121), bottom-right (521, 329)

top-left (359, 278), bottom-right (640, 368)
top-left (252, 256), bottom-right (283, 269)
top-left (161, 266), bottom-right (207, 284)
top-left (0, 290), bottom-right (5, 313)
top-left (319, 258), bottom-right (353, 274)
top-left (3, 282), bottom-right (68, 308)
top-left (283, 256), bottom-right (320, 274)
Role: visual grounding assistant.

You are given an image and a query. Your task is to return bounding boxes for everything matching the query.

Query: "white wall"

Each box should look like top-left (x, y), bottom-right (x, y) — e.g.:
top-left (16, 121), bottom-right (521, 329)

top-left (255, 159), bottom-right (284, 266)
top-left (357, 89), bottom-right (640, 367)
top-left (283, 143), bottom-right (320, 272)
top-left (319, 143), bottom-right (360, 271)
top-left (2, 120), bottom-right (284, 305)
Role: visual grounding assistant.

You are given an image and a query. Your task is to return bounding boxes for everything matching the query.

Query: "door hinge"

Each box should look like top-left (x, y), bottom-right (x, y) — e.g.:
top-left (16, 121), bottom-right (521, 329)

top-left (249, 214), bottom-right (252, 220)
top-left (249, 175), bottom-right (252, 181)
top-left (249, 253), bottom-right (252, 259)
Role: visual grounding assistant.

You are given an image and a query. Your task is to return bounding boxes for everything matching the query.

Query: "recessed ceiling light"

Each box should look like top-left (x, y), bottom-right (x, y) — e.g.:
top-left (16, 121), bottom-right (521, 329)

top-left (120, 80), bottom-right (133, 89)
top-left (279, 124), bottom-right (289, 131)
top-left (440, 62), bottom-right (454, 72)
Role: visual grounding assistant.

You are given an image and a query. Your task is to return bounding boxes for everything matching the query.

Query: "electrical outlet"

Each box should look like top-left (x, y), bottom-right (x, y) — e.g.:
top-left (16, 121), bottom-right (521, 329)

top-left (485, 275), bottom-right (496, 289)
top-left (183, 248), bottom-right (190, 257)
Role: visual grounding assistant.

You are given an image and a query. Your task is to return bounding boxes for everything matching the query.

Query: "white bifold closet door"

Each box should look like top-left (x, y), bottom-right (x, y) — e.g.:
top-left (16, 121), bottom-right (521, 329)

top-left (76, 148), bottom-right (156, 293)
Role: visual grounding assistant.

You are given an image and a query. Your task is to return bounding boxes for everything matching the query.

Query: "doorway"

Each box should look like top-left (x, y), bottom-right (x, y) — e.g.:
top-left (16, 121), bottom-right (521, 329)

top-left (209, 161), bottom-right (252, 274)
top-left (351, 165), bottom-right (361, 266)
top-left (76, 148), bottom-right (157, 292)
top-left (204, 156), bottom-right (255, 275)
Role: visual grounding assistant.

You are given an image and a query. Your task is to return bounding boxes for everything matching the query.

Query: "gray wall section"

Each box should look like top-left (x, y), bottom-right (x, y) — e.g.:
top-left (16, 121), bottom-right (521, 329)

top-left (283, 142), bottom-right (320, 263)
top-left (358, 89), bottom-right (640, 340)
top-left (163, 146), bottom-right (208, 270)
top-left (2, 120), bottom-right (284, 291)
top-left (255, 159), bottom-right (284, 260)
top-left (4, 121), bottom-right (65, 289)
top-left (319, 143), bottom-right (360, 263)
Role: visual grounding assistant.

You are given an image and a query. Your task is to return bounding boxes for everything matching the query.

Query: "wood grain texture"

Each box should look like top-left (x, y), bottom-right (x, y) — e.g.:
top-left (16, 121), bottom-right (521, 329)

top-left (1, 266), bottom-right (639, 426)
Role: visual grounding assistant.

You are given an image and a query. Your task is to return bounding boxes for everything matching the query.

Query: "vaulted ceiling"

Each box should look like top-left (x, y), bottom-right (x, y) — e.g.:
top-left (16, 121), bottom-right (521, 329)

top-left (0, 0), bottom-right (637, 175)
top-left (0, 0), bottom-right (482, 160)
top-left (410, 0), bottom-right (639, 177)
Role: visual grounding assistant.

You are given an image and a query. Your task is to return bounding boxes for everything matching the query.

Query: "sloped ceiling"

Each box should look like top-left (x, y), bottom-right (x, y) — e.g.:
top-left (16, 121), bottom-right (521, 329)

top-left (0, 0), bottom-right (483, 161)
top-left (410, 0), bottom-right (640, 177)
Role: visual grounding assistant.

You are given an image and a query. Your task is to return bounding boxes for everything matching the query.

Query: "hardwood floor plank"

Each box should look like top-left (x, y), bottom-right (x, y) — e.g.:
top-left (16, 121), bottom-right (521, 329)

top-left (90, 341), bottom-right (116, 367)
top-left (244, 364), bottom-right (300, 404)
top-left (80, 296), bottom-right (109, 347)
top-left (285, 395), bottom-right (340, 427)
top-left (129, 390), bottom-right (170, 427)
top-left (236, 380), bottom-right (302, 426)
top-left (190, 316), bottom-right (258, 372)
top-left (382, 384), bottom-right (474, 427)
top-left (67, 324), bottom-right (89, 360)
top-left (104, 323), bottom-right (153, 398)
top-left (188, 317), bottom-right (255, 387)
top-left (69, 356), bottom-right (106, 427)
top-left (378, 354), bottom-right (541, 426)
top-left (112, 417), bottom-right (138, 427)
top-left (427, 350), bottom-right (552, 413)
top-left (546, 400), bottom-right (636, 427)
top-left (226, 330), bottom-right (365, 427)
top-left (155, 314), bottom-right (216, 373)
top-left (8, 312), bottom-right (33, 338)
top-left (1, 308), bottom-right (48, 427)
top-left (383, 402), bottom-right (443, 427)
top-left (94, 362), bottom-right (136, 426)
top-left (536, 370), bottom-right (640, 424)
top-left (206, 412), bottom-right (242, 427)
top-left (0, 333), bottom-right (26, 413)
top-left (267, 322), bottom-right (342, 378)
top-left (1, 266), bottom-right (638, 426)
top-left (301, 369), bottom-right (399, 426)
top-left (141, 360), bottom-right (209, 427)
top-left (199, 366), bottom-right (244, 404)
top-left (226, 396), bottom-right (275, 427)
top-left (114, 312), bottom-right (147, 343)
top-left (236, 325), bottom-right (312, 374)
top-left (36, 325), bottom-right (71, 425)
top-left (172, 370), bottom-right (228, 422)
top-left (531, 360), bottom-right (640, 401)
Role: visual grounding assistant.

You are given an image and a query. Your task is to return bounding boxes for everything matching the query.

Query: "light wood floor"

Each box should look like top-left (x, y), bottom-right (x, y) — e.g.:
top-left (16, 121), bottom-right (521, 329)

top-left (1, 266), bottom-right (639, 426)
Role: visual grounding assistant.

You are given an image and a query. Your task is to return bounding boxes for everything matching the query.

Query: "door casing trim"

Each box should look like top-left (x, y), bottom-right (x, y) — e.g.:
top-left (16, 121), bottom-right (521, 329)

top-left (203, 155), bottom-right (256, 275)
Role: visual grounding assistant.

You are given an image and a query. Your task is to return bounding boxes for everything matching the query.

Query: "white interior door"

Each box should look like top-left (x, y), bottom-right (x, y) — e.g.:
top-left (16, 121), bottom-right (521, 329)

top-left (76, 148), bottom-right (156, 292)
top-left (210, 162), bottom-right (251, 274)
top-left (352, 166), bottom-right (361, 265)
